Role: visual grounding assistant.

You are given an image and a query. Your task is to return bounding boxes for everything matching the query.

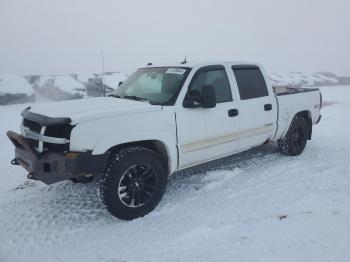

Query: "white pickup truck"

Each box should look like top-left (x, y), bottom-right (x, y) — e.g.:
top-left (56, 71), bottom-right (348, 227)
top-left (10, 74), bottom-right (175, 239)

top-left (8, 61), bottom-right (322, 220)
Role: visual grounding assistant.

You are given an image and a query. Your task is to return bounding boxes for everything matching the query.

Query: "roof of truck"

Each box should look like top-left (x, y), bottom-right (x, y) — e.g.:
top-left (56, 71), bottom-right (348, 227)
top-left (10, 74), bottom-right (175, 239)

top-left (144, 61), bottom-right (261, 69)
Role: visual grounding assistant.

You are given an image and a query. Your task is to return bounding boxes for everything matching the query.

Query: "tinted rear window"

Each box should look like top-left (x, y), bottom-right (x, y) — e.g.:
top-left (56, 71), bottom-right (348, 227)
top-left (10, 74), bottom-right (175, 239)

top-left (232, 66), bottom-right (268, 100)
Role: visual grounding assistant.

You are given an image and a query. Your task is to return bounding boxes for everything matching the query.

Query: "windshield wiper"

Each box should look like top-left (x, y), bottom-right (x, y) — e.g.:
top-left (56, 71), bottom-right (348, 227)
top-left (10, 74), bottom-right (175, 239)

top-left (110, 94), bottom-right (162, 105)
top-left (108, 94), bottom-right (122, 98)
top-left (123, 95), bottom-right (150, 103)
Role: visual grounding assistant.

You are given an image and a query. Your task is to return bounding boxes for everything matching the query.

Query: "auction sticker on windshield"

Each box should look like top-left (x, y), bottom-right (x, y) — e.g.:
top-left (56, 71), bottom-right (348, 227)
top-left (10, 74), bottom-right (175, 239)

top-left (166, 68), bottom-right (186, 75)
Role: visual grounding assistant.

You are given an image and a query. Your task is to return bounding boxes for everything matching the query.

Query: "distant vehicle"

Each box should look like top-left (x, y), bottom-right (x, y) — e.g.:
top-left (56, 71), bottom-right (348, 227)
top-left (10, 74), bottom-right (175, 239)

top-left (7, 62), bottom-right (322, 220)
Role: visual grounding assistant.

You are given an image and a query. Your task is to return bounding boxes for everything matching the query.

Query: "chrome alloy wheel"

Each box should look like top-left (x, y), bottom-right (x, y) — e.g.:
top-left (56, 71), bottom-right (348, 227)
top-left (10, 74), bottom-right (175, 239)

top-left (117, 164), bottom-right (158, 208)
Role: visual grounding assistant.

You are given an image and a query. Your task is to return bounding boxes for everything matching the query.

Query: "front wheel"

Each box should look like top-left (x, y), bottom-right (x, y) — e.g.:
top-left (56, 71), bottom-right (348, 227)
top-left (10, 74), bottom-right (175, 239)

top-left (97, 147), bottom-right (168, 220)
top-left (278, 115), bottom-right (309, 156)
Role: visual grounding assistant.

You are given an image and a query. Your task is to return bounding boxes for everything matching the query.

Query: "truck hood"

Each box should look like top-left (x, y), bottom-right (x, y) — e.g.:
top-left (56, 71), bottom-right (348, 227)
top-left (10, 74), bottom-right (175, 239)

top-left (27, 97), bottom-right (162, 124)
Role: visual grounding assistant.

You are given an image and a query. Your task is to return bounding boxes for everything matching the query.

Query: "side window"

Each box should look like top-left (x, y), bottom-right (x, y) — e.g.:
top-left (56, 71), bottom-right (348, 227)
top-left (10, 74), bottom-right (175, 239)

top-left (232, 67), bottom-right (269, 100)
top-left (189, 69), bottom-right (232, 103)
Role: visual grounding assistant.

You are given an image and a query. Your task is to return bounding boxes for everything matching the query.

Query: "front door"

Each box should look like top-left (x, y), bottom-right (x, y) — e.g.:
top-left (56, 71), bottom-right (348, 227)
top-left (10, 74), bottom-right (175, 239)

top-left (176, 65), bottom-right (240, 168)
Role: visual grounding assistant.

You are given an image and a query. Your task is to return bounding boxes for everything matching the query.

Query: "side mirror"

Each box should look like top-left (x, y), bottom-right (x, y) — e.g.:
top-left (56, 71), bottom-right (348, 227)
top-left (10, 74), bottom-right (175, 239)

top-left (189, 89), bottom-right (201, 103)
top-left (183, 85), bottom-right (216, 108)
top-left (183, 89), bottom-right (201, 108)
top-left (118, 81), bottom-right (123, 87)
top-left (201, 85), bottom-right (216, 108)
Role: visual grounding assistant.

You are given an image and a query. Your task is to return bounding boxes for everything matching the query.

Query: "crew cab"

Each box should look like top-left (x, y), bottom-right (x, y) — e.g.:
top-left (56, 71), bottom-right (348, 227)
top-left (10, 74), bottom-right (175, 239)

top-left (7, 61), bottom-right (322, 220)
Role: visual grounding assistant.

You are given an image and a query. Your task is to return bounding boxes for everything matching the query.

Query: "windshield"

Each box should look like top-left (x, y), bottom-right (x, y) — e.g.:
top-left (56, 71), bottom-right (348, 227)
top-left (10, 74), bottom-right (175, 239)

top-left (111, 67), bottom-right (191, 105)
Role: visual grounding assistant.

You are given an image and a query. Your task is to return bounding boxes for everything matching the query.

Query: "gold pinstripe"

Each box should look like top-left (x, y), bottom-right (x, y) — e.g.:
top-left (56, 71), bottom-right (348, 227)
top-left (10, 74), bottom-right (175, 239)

top-left (181, 124), bottom-right (274, 153)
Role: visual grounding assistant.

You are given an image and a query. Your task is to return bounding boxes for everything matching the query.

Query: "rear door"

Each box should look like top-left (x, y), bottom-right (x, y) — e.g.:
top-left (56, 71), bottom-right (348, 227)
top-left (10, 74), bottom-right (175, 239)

top-left (230, 65), bottom-right (275, 149)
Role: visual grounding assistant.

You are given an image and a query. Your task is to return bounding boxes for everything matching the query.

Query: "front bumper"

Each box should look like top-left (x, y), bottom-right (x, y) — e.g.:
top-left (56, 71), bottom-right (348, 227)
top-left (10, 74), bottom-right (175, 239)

top-left (7, 131), bottom-right (110, 185)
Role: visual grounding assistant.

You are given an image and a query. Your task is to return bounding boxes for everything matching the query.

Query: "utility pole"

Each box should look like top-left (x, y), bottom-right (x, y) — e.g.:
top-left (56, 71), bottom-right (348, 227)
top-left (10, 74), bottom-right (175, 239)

top-left (101, 49), bottom-right (106, 96)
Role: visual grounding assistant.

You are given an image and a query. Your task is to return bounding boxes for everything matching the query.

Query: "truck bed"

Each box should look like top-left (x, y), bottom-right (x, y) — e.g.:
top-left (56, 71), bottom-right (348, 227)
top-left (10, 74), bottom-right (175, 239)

top-left (273, 85), bottom-right (321, 141)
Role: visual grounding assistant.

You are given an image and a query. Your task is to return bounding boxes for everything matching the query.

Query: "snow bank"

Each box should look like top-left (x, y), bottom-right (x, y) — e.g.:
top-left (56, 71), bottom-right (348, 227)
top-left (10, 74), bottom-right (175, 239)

top-left (34, 75), bottom-right (85, 101)
top-left (335, 72), bottom-right (350, 77)
top-left (34, 73), bottom-right (127, 100)
top-left (76, 73), bottom-right (97, 84)
top-left (0, 74), bottom-right (34, 95)
top-left (102, 73), bottom-right (128, 89)
top-left (269, 72), bottom-right (339, 87)
top-left (35, 75), bottom-right (85, 95)
top-left (54, 76), bottom-right (86, 95)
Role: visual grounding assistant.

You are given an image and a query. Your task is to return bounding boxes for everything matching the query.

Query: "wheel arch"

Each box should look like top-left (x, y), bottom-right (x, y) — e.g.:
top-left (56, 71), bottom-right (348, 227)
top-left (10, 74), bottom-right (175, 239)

top-left (109, 140), bottom-right (170, 173)
top-left (93, 135), bottom-right (177, 175)
top-left (283, 110), bottom-right (312, 140)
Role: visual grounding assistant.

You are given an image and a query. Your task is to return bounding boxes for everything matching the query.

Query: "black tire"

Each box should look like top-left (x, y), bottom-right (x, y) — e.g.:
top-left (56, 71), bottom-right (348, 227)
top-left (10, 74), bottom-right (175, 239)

top-left (97, 147), bottom-right (168, 220)
top-left (278, 115), bottom-right (309, 156)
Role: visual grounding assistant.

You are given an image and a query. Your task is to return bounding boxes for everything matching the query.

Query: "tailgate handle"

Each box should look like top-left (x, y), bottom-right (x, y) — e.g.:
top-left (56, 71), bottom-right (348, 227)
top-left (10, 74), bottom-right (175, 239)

top-left (264, 104), bottom-right (272, 111)
top-left (228, 109), bottom-right (239, 117)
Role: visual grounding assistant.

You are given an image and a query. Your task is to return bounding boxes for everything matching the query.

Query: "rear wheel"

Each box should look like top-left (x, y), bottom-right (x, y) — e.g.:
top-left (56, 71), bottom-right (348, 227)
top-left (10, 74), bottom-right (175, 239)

top-left (97, 147), bottom-right (168, 220)
top-left (278, 115), bottom-right (309, 156)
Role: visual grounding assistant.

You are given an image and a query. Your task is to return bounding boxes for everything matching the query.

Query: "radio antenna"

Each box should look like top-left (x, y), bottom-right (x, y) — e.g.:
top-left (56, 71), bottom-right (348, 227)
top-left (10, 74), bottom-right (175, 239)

top-left (181, 56), bottom-right (187, 64)
top-left (101, 49), bottom-right (106, 96)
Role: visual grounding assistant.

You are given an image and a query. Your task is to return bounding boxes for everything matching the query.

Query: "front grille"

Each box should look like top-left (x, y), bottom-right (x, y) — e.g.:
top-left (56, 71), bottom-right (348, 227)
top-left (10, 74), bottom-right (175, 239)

top-left (45, 124), bottom-right (74, 139)
top-left (23, 118), bottom-right (41, 133)
top-left (44, 124), bottom-right (73, 152)
top-left (22, 118), bottom-right (42, 149)
top-left (22, 117), bottom-right (73, 153)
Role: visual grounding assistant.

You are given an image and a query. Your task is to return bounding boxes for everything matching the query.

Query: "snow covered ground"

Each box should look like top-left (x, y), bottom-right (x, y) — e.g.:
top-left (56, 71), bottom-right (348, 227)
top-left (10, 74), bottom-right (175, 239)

top-left (0, 86), bottom-right (350, 262)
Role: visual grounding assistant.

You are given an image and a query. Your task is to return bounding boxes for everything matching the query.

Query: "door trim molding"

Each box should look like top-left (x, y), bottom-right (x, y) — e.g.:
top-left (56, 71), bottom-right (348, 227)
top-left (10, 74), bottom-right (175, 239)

top-left (181, 124), bottom-right (273, 153)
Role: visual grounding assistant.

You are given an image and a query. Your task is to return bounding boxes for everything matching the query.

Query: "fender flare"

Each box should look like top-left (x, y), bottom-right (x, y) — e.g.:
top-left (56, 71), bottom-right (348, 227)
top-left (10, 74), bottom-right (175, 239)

top-left (281, 109), bottom-right (312, 139)
top-left (91, 131), bottom-right (178, 174)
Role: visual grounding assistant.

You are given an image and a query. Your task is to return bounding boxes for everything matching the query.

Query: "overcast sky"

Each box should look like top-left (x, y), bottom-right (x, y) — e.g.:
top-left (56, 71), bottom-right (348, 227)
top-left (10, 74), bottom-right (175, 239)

top-left (0, 0), bottom-right (349, 75)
